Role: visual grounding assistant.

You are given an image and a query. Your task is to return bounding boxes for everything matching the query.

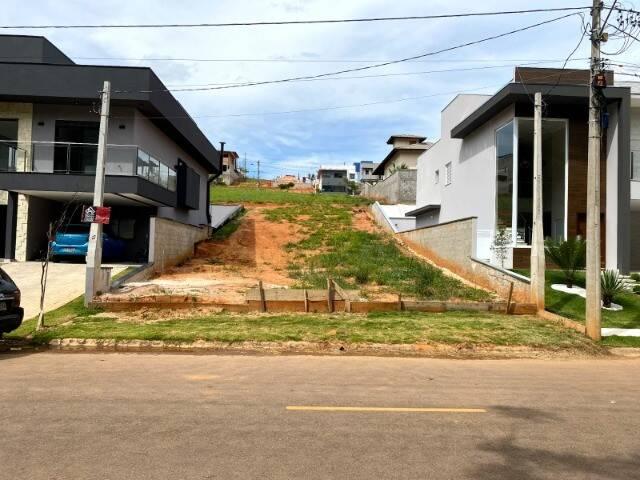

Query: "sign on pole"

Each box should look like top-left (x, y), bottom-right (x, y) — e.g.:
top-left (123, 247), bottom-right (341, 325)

top-left (82, 205), bottom-right (111, 224)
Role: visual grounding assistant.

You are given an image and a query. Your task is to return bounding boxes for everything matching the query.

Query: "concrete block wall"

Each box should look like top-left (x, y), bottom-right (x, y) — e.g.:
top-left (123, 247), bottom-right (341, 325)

top-left (363, 170), bottom-right (416, 204)
top-left (398, 217), bottom-right (531, 303)
top-left (148, 217), bottom-right (209, 273)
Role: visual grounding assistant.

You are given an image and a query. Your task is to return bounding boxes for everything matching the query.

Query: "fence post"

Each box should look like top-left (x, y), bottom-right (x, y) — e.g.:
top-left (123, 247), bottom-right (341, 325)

top-left (258, 280), bottom-right (267, 312)
top-left (331, 279), bottom-right (351, 313)
top-left (506, 282), bottom-right (514, 315)
top-left (326, 278), bottom-right (334, 313)
top-left (398, 293), bottom-right (403, 311)
top-left (304, 289), bottom-right (309, 313)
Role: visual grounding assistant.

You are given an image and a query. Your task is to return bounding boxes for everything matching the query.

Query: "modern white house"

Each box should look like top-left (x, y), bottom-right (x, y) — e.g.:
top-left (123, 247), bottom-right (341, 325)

top-left (315, 164), bottom-right (356, 193)
top-left (408, 67), bottom-right (634, 272)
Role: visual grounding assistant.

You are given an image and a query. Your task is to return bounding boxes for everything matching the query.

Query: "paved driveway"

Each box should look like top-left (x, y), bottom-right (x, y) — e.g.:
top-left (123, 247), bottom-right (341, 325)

top-left (1, 262), bottom-right (130, 319)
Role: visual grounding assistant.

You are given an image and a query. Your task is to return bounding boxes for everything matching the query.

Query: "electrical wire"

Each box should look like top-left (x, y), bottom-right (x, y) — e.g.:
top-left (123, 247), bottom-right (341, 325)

top-left (0, 7), bottom-right (591, 29)
top-left (111, 13), bottom-right (582, 93)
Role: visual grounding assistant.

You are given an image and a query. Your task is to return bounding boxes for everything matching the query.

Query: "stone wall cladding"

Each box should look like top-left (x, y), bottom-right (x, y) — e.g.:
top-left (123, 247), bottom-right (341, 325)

top-left (149, 217), bottom-right (209, 272)
top-left (363, 170), bottom-right (416, 204)
top-left (398, 217), bottom-right (531, 303)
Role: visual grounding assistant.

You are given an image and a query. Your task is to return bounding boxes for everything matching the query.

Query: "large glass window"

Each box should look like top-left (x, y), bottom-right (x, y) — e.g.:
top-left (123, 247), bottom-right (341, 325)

top-left (159, 163), bottom-right (169, 189)
top-left (495, 121), bottom-right (514, 229)
top-left (517, 119), bottom-right (566, 242)
top-left (168, 167), bottom-right (177, 191)
top-left (148, 156), bottom-right (160, 184)
top-left (633, 151), bottom-right (640, 180)
top-left (0, 119), bottom-right (18, 172)
top-left (136, 149), bottom-right (150, 179)
top-left (53, 121), bottom-right (99, 173)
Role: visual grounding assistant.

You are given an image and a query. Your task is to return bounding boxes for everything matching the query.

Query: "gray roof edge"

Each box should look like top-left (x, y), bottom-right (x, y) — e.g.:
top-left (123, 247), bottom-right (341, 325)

top-left (450, 83), bottom-right (631, 139)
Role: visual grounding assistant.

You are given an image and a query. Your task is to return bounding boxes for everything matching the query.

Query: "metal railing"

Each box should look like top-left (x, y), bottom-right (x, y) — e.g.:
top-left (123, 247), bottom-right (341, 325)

top-left (632, 151), bottom-right (640, 181)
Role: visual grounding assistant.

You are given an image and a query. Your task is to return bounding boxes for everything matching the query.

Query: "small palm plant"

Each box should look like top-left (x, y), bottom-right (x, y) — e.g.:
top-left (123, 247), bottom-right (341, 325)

top-left (601, 270), bottom-right (625, 308)
top-left (544, 237), bottom-right (586, 288)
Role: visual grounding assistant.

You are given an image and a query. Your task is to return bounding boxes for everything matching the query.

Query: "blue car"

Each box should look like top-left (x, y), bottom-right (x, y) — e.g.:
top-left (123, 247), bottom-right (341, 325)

top-left (51, 224), bottom-right (126, 261)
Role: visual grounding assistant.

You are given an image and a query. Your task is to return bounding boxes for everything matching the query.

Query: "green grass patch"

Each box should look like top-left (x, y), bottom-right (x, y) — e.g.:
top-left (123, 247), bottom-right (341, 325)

top-left (514, 269), bottom-right (640, 329)
top-left (211, 183), bottom-right (368, 206)
top-left (211, 209), bottom-right (246, 240)
top-left (7, 295), bottom-right (106, 340)
top-left (11, 309), bottom-right (596, 350)
top-left (600, 336), bottom-right (640, 347)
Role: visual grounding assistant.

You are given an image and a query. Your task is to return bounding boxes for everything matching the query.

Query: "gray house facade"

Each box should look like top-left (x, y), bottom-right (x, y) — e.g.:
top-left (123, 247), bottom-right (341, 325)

top-left (0, 35), bottom-right (220, 262)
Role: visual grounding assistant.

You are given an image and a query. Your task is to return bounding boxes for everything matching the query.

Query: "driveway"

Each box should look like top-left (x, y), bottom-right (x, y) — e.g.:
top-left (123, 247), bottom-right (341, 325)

top-left (1, 262), bottom-right (131, 319)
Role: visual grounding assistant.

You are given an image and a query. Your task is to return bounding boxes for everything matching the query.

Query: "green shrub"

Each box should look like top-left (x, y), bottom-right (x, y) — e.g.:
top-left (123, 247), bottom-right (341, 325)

top-left (630, 272), bottom-right (640, 282)
top-left (601, 269), bottom-right (625, 308)
top-left (544, 237), bottom-right (586, 288)
top-left (278, 182), bottom-right (295, 190)
top-left (353, 266), bottom-right (371, 285)
top-left (633, 285), bottom-right (640, 295)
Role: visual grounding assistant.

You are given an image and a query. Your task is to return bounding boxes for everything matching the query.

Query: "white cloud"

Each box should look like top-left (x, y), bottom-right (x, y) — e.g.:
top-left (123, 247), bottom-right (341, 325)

top-left (2, 0), bottom-right (637, 177)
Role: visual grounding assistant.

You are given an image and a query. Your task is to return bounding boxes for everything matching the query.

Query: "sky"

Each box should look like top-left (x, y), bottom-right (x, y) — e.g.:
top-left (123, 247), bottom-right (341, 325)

top-left (2, 1), bottom-right (639, 179)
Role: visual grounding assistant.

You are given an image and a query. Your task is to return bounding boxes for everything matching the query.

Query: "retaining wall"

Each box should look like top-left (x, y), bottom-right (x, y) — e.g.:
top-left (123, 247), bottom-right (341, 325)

top-left (398, 217), bottom-right (532, 303)
top-left (148, 217), bottom-right (209, 273)
top-left (363, 170), bottom-right (416, 204)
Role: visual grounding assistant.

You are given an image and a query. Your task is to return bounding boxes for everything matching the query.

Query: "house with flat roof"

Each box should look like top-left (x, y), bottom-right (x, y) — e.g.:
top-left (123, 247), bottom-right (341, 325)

top-left (0, 35), bottom-right (221, 265)
top-left (362, 134), bottom-right (432, 204)
top-left (408, 67), bottom-right (635, 272)
top-left (316, 165), bottom-right (356, 193)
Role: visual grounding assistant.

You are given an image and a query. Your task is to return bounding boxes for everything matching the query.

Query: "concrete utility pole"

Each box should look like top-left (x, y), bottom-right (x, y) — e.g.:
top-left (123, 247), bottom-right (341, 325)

top-left (530, 92), bottom-right (545, 311)
top-left (586, 0), bottom-right (603, 340)
top-left (256, 159), bottom-right (261, 187)
top-left (85, 80), bottom-right (111, 307)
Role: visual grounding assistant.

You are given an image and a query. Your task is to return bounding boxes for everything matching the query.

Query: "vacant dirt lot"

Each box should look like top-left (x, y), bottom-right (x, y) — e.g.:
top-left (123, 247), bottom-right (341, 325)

top-left (106, 205), bottom-right (310, 304)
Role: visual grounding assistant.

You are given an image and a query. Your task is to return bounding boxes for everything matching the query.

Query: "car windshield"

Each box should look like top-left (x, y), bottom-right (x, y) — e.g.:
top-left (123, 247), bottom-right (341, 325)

top-left (59, 224), bottom-right (89, 234)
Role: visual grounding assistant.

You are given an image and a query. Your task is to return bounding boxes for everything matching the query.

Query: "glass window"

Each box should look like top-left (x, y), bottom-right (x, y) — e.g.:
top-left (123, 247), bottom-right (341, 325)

top-left (495, 121), bottom-right (514, 229)
top-left (633, 151), bottom-right (640, 180)
top-left (136, 149), bottom-right (150, 179)
top-left (444, 162), bottom-right (452, 185)
top-left (168, 167), bottom-right (177, 192)
top-left (148, 156), bottom-right (160, 184)
top-left (0, 119), bottom-right (18, 172)
top-left (159, 163), bottom-right (169, 189)
top-left (434, 169), bottom-right (439, 184)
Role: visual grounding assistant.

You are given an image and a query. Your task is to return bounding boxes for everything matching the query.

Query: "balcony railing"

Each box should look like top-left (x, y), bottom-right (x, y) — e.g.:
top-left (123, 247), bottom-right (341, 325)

top-left (0, 141), bottom-right (176, 192)
top-left (633, 151), bottom-right (640, 181)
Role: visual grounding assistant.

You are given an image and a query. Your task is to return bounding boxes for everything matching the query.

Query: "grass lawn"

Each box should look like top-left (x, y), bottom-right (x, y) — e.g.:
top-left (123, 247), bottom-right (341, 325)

top-left (211, 183), bottom-right (367, 206)
top-left (212, 184), bottom-right (490, 301)
top-left (8, 300), bottom-right (596, 350)
top-left (514, 269), bottom-right (640, 347)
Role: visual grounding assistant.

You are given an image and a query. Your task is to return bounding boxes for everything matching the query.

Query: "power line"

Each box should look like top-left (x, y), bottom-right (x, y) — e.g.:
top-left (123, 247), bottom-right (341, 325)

top-left (0, 7), bottom-right (591, 29)
top-left (161, 58), bottom-right (589, 89)
top-left (0, 55), bottom-right (591, 64)
top-left (108, 70), bottom-right (583, 121)
top-left (113, 13), bottom-right (582, 93)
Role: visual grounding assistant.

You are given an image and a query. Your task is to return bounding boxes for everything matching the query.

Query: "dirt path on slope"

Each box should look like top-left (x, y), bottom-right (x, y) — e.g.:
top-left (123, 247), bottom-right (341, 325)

top-left (108, 205), bottom-right (304, 304)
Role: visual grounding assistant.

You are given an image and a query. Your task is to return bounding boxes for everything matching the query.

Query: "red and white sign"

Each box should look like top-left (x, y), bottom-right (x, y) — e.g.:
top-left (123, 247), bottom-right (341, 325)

top-left (82, 206), bottom-right (111, 224)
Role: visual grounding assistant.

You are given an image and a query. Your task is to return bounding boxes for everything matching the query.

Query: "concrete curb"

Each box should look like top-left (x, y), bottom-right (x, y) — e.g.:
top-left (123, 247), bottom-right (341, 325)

top-left (46, 338), bottom-right (609, 359)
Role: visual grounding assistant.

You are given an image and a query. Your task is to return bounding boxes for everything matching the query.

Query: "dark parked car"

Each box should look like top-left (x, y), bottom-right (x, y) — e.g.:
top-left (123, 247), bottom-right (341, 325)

top-left (0, 268), bottom-right (23, 336)
top-left (50, 224), bottom-right (126, 261)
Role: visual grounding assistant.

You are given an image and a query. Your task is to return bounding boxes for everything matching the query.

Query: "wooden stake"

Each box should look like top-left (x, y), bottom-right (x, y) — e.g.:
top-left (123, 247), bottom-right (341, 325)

top-left (506, 282), bottom-right (514, 315)
top-left (258, 280), bottom-right (266, 312)
top-left (397, 294), bottom-right (403, 311)
top-left (331, 280), bottom-right (351, 313)
top-left (303, 289), bottom-right (309, 313)
top-left (326, 278), bottom-right (334, 313)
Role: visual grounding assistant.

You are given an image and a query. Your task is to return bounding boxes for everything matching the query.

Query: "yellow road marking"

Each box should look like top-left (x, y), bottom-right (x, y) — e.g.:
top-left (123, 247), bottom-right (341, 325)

top-left (286, 406), bottom-right (486, 413)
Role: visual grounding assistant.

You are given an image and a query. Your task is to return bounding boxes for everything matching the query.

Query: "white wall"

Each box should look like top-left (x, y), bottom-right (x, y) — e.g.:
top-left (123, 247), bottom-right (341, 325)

top-left (134, 111), bottom-right (210, 226)
top-left (415, 94), bottom-right (510, 259)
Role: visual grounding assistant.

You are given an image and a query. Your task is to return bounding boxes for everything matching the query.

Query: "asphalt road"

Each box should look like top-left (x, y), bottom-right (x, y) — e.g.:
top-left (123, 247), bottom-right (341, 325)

top-left (1, 352), bottom-right (639, 480)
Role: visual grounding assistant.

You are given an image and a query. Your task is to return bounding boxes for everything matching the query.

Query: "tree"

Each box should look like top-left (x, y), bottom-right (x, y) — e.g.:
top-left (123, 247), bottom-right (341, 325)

top-left (36, 197), bottom-right (79, 331)
top-left (491, 227), bottom-right (511, 268)
top-left (544, 237), bottom-right (586, 288)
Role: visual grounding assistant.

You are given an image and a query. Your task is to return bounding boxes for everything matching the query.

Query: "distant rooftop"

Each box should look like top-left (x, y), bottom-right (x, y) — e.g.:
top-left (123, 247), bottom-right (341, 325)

top-left (386, 134), bottom-right (427, 145)
top-left (0, 35), bottom-right (74, 65)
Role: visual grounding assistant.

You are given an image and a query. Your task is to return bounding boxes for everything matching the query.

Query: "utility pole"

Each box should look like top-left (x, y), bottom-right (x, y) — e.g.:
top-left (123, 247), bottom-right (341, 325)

top-left (256, 159), bottom-right (261, 187)
top-left (243, 152), bottom-right (247, 178)
top-left (586, 0), bottom-right (604, 340)
top-left (85, 80), bottom-right (111, 307)
top-left (530, 92), bottom-right (545, 312)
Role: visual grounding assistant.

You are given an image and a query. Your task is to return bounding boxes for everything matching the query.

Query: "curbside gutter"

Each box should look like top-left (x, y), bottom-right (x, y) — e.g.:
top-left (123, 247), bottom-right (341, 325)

top-left (44, 338), bottom-right (612, 359)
